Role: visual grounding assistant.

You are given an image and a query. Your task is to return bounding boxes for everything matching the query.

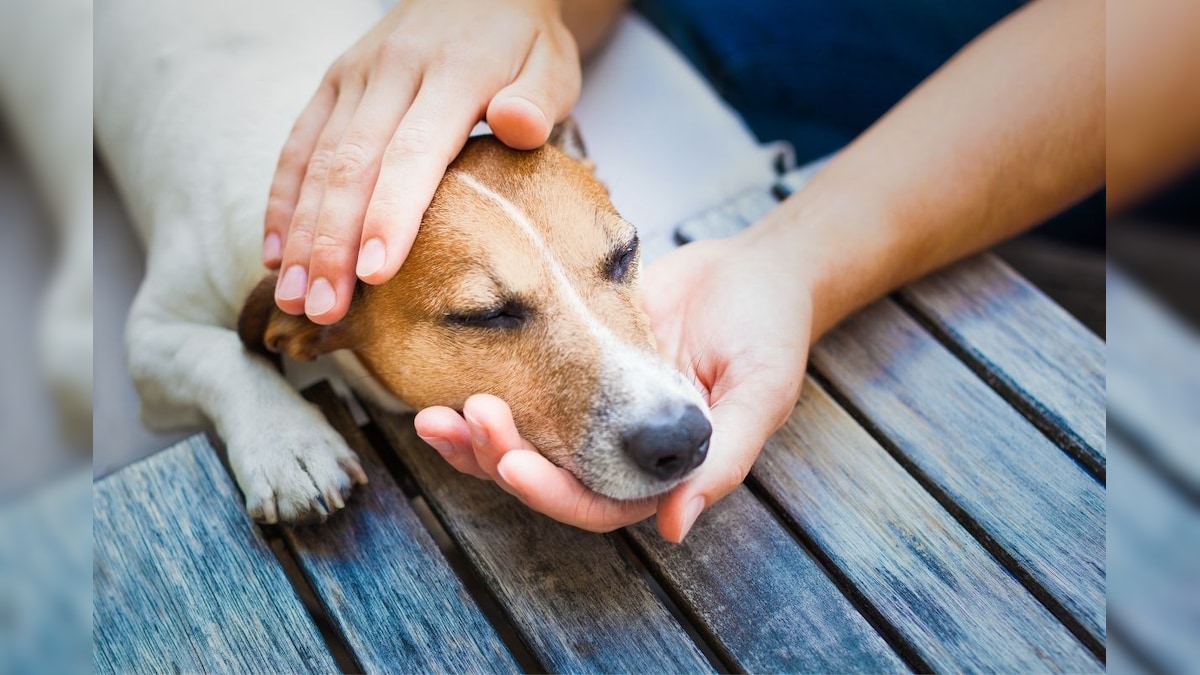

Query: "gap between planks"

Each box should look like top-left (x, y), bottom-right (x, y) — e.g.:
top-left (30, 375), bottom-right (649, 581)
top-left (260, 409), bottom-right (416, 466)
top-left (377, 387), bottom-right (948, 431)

top-left (891, 291), bottom-right (1105, 484)
top-left (804, 368), bottom-right (1106, 662)
top-left (204, 430), bottom-right (364, 675)
top-left (209, 415), bottom-right (541, 674)
top-left (356, 420), bottom-right (547, 674)
top-left (360, 406), bottom-right (731, 673)
top-left (739, 475), bottom-right (931, 674)
top-left (609, 532), bottom-right (738, 674)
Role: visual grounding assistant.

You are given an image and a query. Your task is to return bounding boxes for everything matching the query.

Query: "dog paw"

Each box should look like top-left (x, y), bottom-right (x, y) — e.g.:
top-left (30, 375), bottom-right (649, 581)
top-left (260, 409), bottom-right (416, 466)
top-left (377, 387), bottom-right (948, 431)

top-left (228, 424), bottom-right (369, 526)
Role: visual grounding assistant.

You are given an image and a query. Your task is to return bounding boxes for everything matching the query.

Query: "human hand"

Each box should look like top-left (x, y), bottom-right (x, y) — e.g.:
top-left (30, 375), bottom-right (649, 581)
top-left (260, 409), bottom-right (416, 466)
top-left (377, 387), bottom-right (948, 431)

top-left (264, 0), bottom-right (582, 324)
top-left (413, 235), bottom-right (813, 541)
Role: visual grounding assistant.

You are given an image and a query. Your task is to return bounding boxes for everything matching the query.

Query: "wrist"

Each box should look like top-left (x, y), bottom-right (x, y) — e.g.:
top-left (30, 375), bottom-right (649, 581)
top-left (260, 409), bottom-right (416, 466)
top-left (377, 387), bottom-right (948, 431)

top-left (733, 176), bottom-right (902, 339)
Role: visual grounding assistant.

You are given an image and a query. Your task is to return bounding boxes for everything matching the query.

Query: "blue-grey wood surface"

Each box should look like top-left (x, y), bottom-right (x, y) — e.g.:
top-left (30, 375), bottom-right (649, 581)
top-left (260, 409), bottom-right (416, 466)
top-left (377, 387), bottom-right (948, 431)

top-left (284, 384), bottom-right (520, 674)
top-left (93, 436), bottom-right (339, 674)
top-left (364, 402), bottom-right (714, 674)
top-left (1107, 268), bottom-right (1200, 494)
top-left (1107, 432), bottom-right (1200, 674)
top-left (753, 380), bottom-right (1100, 671)
top-left (94, 174), bottom-right (1109, 673)
top-left (0, 470), bottom-right (92, 675)
top-left (810, 299), bottom-right (1106, 647)
top-left (899, 255), bottom-right (1106, 477)
top-left (627, 486), bottom-right (907, 673)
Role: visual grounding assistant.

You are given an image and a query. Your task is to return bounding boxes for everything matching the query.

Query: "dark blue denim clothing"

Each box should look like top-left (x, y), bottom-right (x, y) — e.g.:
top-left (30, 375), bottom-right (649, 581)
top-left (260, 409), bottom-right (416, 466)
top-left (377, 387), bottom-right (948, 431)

top-left (637, 0), bottom-right (1106, 247)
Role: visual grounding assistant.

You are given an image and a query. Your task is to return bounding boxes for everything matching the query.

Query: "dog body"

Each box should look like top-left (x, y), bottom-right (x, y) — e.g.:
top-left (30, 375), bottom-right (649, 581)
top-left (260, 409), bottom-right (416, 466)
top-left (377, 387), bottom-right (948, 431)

top-left (96, 0), bottom-right (709, 524)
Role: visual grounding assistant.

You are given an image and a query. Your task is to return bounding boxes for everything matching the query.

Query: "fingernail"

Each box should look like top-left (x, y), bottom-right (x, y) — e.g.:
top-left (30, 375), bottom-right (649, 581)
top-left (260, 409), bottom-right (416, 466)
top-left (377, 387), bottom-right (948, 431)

top-left (677, 496), bottom-right (706, 543)
top-left (419, 435), bottom-right (454, 457)
top-left (277, 265), bottom-right (307, 300)
top-left (356, 238), bottom-right (386, 278)
top-left (305, 277), bottom-right (336, 316)
top-left (262, 233), bottom-right (281, 263)
top-left (496, 456), bottom-right (515, 485)
top-left (464, 412), bottom-right (488, 448)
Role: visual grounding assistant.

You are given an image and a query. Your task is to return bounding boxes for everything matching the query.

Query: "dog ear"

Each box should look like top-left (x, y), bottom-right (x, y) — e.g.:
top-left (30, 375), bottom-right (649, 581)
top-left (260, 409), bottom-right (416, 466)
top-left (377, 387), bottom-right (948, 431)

top-left (547, 117), bottom-right (592, 168)
top-left (237, 273), bottom-right (353, 362)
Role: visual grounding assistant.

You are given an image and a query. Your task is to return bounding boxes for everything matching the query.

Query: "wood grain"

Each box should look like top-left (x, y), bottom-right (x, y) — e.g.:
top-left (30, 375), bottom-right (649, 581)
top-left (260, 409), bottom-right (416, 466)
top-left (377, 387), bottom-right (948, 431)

top-left (1106, 268), bottom-right (1200, 494)
top-left (1107, 432), bottom-right (1200, 675)
top-left (811, 299), bottom-right (1106, 647)
top-left (627, 486), bottom-right (907, 673)
top-left (899, 255), bottom-right (1106, 477)
top-left (0, 470), bottom-right (92, 675)
top-left (93, 436), bottom-right (339, 674)
top-left (753, 381), bottom-right (1100, 672)
top-left (365, 403), bottom-right (714, 674)
top-left (284, 383), bottom-right (520, 674)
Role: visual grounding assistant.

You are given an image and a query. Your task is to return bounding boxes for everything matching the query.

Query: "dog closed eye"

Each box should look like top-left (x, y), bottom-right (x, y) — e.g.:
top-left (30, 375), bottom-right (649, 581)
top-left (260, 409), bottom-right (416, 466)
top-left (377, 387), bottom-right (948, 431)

top-left (445, 300), bottom-right (530, 330)
top-left (604, 235), bottom-right (639, 283)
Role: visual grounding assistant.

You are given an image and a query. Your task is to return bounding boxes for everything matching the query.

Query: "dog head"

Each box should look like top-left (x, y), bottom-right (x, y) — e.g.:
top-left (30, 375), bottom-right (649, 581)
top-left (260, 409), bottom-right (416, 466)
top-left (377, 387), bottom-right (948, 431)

top-left (240, 127), bottom-right (710, 500)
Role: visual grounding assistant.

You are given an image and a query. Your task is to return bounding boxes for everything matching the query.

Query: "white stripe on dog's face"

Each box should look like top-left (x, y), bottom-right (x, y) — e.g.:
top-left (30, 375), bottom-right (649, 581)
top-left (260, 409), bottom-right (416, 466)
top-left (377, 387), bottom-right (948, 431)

top-left (331, 140), bottom-right (709, 500)
top-left (451, 170), bottom-right (710, 499)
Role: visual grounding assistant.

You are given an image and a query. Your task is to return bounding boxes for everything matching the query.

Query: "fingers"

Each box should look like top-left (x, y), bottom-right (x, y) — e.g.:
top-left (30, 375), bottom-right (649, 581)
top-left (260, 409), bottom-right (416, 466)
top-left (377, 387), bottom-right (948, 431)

top-left (656, 391), bottom-right (790, 543)
top-left (496, 450), bottom-right (657, 532)
top-left (461, 394), bottom-right (536, 477)
top-left (417, 395), bottom-right (653, 533)
top-left (355, 78), bottom-right (483, 287)
top-left (274, 85), bottom-right (364, 315)
top-left (302, 70), bottom-right (421, 323)
top-left (487, 31), bottom-right (581, 150)
top-left (263, 85), bottom-right (337, 268)
top-left (414, 406), bottom-right (491, 480)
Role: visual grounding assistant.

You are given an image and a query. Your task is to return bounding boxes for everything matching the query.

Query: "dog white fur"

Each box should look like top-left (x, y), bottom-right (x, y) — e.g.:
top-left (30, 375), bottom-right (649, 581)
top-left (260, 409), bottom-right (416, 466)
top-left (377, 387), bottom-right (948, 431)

top-left (95, 0), bottom-right (716, 523)
top-left (95, 1), bottom-right (390, 521)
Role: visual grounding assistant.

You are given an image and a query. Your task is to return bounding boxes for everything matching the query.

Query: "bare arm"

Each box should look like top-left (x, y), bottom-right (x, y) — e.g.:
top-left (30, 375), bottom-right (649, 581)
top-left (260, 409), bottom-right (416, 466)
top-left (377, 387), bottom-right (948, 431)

top-left (1106, 0), bottom-right (1200, 213)
top-left (414, 1), bottom-right (1111, 543)
top-left (746, 0), bottom-right (1104, 338)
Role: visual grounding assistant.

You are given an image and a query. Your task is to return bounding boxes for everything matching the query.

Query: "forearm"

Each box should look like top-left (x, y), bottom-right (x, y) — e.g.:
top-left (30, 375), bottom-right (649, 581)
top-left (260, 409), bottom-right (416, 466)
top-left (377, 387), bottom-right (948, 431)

top-left (743, 0), bottom-right (1104, 338)
top-left (560, 0), bottom-right (629, 58)
top-left (1106, 0), bottom-right (1200, 213)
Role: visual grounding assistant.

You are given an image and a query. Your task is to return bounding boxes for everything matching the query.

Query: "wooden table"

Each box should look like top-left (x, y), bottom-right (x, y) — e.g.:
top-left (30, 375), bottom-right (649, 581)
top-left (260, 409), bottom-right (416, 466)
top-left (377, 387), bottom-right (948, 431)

top-left (93, 185), bottom-right (1106, 673)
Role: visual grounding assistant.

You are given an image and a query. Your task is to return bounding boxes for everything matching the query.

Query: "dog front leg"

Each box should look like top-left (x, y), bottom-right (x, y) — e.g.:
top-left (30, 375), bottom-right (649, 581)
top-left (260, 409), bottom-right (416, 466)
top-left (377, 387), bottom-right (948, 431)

top-left (126, 316), bottom-right (367, 524)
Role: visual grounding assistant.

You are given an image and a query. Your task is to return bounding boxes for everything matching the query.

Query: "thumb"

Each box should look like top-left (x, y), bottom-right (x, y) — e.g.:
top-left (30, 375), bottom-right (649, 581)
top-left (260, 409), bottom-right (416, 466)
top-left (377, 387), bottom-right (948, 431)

top-left (487, 34), bottom-right (580, 149)
top-left (656, 394), bottom-right (786, 543)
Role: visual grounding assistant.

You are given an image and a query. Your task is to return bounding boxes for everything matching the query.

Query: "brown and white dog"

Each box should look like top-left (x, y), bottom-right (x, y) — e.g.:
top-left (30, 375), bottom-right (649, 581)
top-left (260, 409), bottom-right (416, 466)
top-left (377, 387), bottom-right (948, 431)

top-left (95, 0), bottom-right (710, 524)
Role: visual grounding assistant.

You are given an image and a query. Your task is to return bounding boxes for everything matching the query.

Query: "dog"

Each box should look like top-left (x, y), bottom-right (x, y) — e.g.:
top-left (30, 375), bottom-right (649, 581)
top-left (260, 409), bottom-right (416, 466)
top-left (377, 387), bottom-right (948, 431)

top-left (95, 0), bottom-right (711, 525)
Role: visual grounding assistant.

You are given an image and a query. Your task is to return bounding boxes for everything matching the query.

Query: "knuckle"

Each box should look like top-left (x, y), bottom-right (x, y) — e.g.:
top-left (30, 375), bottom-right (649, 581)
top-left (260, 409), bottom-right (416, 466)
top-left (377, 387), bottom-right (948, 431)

top-left (428, 42), bottom-right (465, 71)
top-left (327, 142), bottom-right (372, 188)
top-left (305, 148), bottom-right (336, 180)
top-left (379, 34), bottom-right (420, 63)
top-left (387, 122), bottom-right (435, 159)
top-left (310, 230), bottom-right (352, 254)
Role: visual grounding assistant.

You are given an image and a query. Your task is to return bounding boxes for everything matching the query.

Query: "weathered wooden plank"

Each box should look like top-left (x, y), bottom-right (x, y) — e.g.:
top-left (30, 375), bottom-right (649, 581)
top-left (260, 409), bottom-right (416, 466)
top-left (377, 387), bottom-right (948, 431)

top-left (1107, 432), bottom-right (1200, 675)
top-left (810, 300), bottom-right (1106, 647)
top-left (364, 403), bottom-right (714, 674)
top-left (0, 470), bottom-right (92, 675)
top-left (285, 383), bottom-right (520, 674)
top-left (627, 486), bottom-right (907, 673)
top-left (752, 381), bottom-right (1099, 672)
top-left (1107, 268), bottom-right (1200, 495)
top-left (1105, 637), bottom-right (1150, 675)
top-left (93, 436), bottom-right (338, 674)
top-left (899, 255), bottom-right (1106, 476)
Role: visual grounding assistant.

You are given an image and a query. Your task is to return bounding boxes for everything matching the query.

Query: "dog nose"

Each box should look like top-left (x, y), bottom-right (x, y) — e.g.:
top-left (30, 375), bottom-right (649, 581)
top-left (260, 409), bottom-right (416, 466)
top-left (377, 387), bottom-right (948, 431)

top-left (623, 404), bottom-right (712, 481)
